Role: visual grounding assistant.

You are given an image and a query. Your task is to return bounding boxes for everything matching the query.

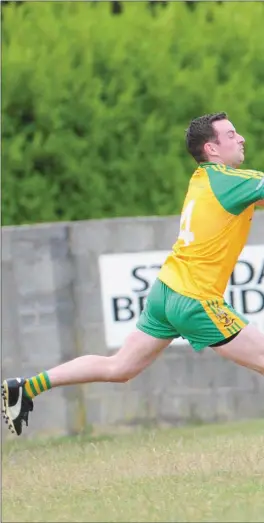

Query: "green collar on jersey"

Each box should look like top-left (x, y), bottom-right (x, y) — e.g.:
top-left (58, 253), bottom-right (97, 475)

top-left (199, 162), bottom-right (237, 169)
top-left (200, 162), bottom-right (220, 167)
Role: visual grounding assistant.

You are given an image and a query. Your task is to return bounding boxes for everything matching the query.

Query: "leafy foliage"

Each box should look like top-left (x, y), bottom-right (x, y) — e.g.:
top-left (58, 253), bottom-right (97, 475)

top-left (3, 1), bottom-right (264, 225)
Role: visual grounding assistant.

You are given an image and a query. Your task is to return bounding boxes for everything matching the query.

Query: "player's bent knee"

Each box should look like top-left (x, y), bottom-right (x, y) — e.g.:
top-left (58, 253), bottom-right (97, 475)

top-left (106, 357), bottom-right (139, 383)
top-left (105, 330), bottom-right (170, 383)
top-left (213, 324), bottom-right (264, 374)
top-left (107, 362), bottom-right (137, 383)
top-left (255, 353), bottom-right (264, 373)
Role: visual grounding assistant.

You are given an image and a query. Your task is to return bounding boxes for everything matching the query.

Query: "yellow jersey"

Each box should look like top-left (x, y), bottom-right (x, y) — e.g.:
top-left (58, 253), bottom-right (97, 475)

top-left (158, 162), bottom-right (264, 300)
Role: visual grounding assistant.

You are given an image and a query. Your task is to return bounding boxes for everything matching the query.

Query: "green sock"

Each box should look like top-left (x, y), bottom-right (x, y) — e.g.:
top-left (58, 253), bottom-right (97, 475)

top-left (23, 371), bottom-right (51, 399)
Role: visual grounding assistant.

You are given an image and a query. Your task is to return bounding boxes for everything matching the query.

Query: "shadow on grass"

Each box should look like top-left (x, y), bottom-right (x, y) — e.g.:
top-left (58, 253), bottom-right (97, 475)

top-left (2, 430), bottom-right (115, 456)
top-left (3, 417), bottom-right (264, 456)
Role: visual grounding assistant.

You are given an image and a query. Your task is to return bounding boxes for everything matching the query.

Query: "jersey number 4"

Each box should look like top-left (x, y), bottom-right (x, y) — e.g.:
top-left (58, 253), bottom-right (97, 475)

top-left (179, 200), bottom-right (195, 246)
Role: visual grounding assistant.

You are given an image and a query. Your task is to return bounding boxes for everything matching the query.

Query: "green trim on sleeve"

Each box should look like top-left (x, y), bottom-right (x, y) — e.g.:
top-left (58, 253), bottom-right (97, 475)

top-left (205, 164), bottom-right (264, 215)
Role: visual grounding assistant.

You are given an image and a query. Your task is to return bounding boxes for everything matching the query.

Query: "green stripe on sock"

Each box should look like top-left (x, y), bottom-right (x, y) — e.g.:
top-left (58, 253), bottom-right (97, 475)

top-left (36, 375), bottom-right (45, 392)
top-left (23, 385), bottom-right (32, 400)
top-left (43, 371), bottom-right (51, 390)
top-left (29, 379), bottom-right (38, 397)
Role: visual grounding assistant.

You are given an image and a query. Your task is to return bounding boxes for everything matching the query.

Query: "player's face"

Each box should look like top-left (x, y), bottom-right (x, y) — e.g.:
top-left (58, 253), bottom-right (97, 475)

top-left (206, 119), bottom-right (245, 167)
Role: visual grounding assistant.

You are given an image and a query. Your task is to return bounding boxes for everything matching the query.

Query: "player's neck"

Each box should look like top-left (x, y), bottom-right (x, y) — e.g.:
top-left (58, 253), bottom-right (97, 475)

top-left (204, 158), bottom-right (239, 169)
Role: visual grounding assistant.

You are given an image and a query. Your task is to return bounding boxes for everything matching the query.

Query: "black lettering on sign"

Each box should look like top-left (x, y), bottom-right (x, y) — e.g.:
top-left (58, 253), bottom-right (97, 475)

top-left (132, 266), bottom-right (149, 292)
top-left (229, 290), bottom-right (235, 308)
top-left (138, 295), bottom-right (147, 314)
top-left (257, 261), bottom-right (264, 285)
top-left (132, 264), bottom-right (162, 292)
top-left (242, 290), bottom-right (264, 314)
top-left (230, 261), bottom-right (254, 286)
top-left (112, 297), bottom-right (134, 321)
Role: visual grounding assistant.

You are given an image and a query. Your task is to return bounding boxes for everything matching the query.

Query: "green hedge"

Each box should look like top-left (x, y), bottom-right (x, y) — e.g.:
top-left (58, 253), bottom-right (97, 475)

top-left (3, 1), bottom-right (264, 225)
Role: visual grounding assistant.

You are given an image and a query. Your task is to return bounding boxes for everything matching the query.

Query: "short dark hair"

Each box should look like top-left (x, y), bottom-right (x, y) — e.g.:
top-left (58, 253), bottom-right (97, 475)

top-left (186, 112), bottom-right (227, 163)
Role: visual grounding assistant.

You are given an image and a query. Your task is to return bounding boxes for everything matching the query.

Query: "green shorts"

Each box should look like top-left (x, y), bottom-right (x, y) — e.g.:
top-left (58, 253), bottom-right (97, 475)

top-left (136, 278), bottom-right (248, 351)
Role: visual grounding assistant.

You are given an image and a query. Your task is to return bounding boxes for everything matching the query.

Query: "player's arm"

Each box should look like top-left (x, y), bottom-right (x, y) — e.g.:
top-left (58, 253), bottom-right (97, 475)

top-left (207, 166), bottom-right (264, 214)
top-left (255, 199), bottom-right (264, 207)
top-left (218, 171), bottom-right (264, 214)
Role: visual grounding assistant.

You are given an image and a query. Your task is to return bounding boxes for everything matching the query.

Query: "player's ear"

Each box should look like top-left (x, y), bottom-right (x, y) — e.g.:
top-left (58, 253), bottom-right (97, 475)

top-left (204, 141), bottom-right (218, 158)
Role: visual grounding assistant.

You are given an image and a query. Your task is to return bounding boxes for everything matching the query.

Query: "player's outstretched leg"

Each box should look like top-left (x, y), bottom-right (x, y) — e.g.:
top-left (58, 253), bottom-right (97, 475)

top-left (212, 324), bottom-right (264, 374)
top-left (2, 330), bottom-right (172, 436)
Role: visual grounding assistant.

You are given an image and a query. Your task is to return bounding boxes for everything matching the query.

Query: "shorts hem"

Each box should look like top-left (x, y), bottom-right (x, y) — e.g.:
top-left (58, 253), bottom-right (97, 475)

top-left (136, 323), bottom-right (176, 340)
top-left (191, 344), bottom-right (207, 352)
top-left (191, 323), bottom-right (248, 352)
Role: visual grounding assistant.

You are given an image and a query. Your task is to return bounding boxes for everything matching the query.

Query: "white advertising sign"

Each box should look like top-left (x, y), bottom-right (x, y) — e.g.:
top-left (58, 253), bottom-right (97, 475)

top-left (99, 246), bottom-right (264, 349)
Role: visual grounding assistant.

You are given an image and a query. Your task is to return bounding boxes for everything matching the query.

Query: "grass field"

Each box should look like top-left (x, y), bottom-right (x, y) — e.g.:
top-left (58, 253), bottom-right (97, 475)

top-left (2, 419), bottom-right (264, 522)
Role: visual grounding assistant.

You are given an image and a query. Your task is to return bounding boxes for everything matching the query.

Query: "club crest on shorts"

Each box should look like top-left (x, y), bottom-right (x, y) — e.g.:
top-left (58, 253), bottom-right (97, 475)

top-left (215, 306), bottom-right (235, 328)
